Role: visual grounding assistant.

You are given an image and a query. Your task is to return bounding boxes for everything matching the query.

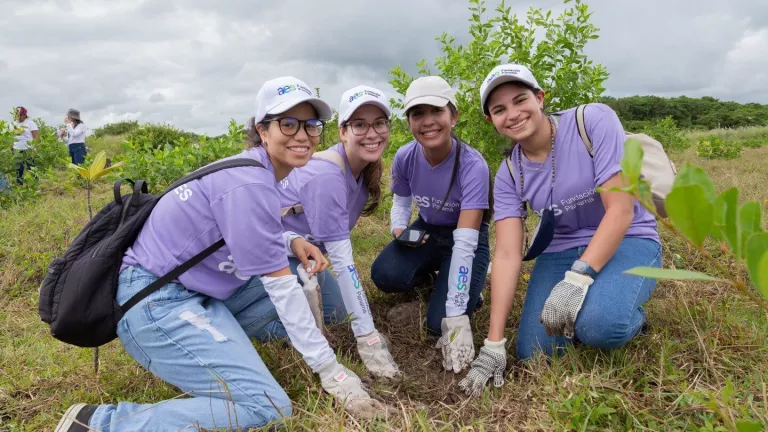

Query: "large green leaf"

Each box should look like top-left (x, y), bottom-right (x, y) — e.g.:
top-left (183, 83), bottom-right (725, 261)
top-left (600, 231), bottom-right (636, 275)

top-left (711, 194), bottom-right (727, 242)
top-left (624, 267), bottom-right (720, 281)
top-left (746, 233), bottom-right (768, 298)
top-left (672, 162), bottom-right (717, 203)
top-left (720, 188), bottom-right (741, 260)
top-left (68, 163), bottom-right (89, 179)
top-left (759, 253), bottom-right (768, 300)
top-left (739, 201), bottom-right (762, 259)
top-left (90, 161), bottom-right (126, 181)
top-left (621, 138), bottom-right (643, 186)
top-left (665, 185), bottom-right (714, 246)
top-left (89, 151), bottom-right (107, 180)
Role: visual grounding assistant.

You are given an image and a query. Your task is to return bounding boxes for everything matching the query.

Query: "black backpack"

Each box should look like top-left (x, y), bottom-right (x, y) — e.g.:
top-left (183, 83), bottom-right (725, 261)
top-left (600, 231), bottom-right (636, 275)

top-left (38, 158), bottom-right (265, 348)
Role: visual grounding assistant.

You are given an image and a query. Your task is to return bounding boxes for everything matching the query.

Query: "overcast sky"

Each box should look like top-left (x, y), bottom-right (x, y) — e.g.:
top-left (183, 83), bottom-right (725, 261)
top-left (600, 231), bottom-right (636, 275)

top-left (1, 0), bottom-right (766, 135)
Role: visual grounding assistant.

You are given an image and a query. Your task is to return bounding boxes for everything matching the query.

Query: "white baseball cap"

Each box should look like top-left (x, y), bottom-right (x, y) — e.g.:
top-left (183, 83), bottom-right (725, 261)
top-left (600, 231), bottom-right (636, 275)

top-left (402, 76), bottom-right (457, 113)
top-left (253, 76), bottom-right (333, 124)
top-left (338, 85), bottom-right (391, 123)
top-left (480, 64), bottom-right (542, 115)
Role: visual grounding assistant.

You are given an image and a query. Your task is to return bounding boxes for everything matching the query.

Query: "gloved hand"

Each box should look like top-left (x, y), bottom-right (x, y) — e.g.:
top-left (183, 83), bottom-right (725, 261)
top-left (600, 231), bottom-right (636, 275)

top-left (540, 271), bottom-right (594, 338)
top-left (315, 358), bottom-right (389, 420)
top-left (297, 261), bottom-right (324, 330)
top-left (356, 330), bottom-right (402, 379)
top-left (458, 338), bottom-right (507, 397)
top-left (435, 315), bottom-right (475, 373)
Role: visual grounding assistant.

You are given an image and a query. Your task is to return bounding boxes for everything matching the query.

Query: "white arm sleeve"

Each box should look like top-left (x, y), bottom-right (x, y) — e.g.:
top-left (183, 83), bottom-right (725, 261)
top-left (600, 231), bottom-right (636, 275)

top-left (325, 239), bottom-right (375, 336)
top-left (259, 274), bottom-right (335, 371)
top-left (390, 194), bottom-right (413, 234)
top-left (445, 228), bottom-right (480, 317)
top-left (282, 231), bottom-right (302, 258)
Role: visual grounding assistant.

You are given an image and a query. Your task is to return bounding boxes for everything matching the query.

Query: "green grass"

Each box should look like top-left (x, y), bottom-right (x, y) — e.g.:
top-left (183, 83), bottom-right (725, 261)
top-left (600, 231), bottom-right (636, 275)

top-left (1, 147), bottom-right (767, 430)
top-left (86, 134), bottom-right (126, 158)
top-left (686, 126), bottom-right (768, 145)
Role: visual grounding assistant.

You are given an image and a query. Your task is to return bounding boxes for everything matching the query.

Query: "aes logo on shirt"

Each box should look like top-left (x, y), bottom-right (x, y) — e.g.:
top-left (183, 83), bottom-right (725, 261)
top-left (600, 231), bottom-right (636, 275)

top-left (413, 195), bottom-right (431, 208)
top-left (175, 185), bottom-right (193, 201)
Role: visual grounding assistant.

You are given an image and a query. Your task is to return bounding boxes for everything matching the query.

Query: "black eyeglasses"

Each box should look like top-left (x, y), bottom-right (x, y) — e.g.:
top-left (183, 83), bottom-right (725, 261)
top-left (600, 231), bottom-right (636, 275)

top-left (265, 117), bottom-right (325, 137)
top-left (345, 119), bottom-right (390, 136)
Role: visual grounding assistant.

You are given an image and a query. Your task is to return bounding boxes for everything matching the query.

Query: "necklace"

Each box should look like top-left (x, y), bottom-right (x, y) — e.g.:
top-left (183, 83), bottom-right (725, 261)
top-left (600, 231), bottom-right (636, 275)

top-left (517, 115), bottom-right (556, 196)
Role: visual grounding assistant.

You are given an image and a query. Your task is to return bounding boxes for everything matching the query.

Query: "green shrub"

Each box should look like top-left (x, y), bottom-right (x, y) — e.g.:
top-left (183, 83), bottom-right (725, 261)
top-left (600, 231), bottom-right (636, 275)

top-left (640, 116), bottom-right (690, 152)
top-left (92, 120), bottom-right (140, 138)
top-left (117, 119), bottom-right (244, 192)
top-left (740, 134), bottom-right (767, 149)
top-left (126, 123), bottom-right (197, 149)
top-left (387, 0), bottom-right (609, 169)
top-left (696, 136), bottom-right (742, 160)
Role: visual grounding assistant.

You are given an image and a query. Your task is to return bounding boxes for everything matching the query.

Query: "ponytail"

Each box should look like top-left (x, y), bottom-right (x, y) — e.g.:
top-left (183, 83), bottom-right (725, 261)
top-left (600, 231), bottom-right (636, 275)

top-left (360, 159), bottom-right (383, 216)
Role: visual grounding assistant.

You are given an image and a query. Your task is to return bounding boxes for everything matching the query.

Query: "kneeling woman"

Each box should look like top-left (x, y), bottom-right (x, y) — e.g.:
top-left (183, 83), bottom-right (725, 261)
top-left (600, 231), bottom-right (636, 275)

top-left (370, 76), bottom-right (492, 374)
top-left (459, 64), bottom-right (661, 396)
top-left (55, 77), bottom-right (384, 432)
top-left (275, 85), bottom-right (401, 379)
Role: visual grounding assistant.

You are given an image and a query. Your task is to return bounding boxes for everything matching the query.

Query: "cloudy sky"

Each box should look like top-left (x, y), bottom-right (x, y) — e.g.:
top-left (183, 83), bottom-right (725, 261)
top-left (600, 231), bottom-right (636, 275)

top-left (1, 0), bottom-right (766, 136)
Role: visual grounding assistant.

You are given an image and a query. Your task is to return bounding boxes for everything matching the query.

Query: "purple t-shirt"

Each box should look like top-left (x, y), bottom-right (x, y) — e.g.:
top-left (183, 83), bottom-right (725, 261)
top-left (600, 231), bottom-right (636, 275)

top-left (493, 103), bottom-right (659, 253)
top-left (122, 146), bottom-right (288, 299)
top-left (279, 143), bottom-right (368, 249)
top-left (391, 137), bottom-right (490, 226)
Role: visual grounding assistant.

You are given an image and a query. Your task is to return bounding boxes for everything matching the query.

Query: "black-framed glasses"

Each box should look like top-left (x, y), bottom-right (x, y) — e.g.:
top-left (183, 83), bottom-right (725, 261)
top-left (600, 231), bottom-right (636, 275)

top-left (266, 117), bottom-right (325, 137)
top-left (345, 118), bottom-right (390, 136)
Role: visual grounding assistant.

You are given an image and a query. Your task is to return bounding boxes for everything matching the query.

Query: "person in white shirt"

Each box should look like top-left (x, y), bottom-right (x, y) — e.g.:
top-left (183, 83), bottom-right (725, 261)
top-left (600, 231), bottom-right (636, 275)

top-left (64, 109), bottom-right (87, 165)
top-left (12, 106), bottom-right (39, 185)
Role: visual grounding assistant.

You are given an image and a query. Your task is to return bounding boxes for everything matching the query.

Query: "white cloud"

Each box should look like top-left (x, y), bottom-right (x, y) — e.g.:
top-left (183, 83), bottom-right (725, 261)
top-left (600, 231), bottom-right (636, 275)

top-left (0, 0), bottom-right (765, 135)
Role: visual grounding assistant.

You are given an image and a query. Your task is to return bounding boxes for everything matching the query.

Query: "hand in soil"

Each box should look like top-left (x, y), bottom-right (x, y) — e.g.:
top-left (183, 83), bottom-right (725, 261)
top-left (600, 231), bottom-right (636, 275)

top-left (316, 359), bottom-right (390, 420)
top-left (357, 330), bottom-right (403, 379)
top-left (435, 315), bottom-right (475, 373)
top-left (458, 342), bottom-right (507, 397)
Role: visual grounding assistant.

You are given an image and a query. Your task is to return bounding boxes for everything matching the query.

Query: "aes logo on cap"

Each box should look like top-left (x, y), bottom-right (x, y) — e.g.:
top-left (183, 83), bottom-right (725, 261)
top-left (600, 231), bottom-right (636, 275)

top-left (348, 89), bottom-right (383, 103)
top-left (277, 83), bottom-right (313, 96)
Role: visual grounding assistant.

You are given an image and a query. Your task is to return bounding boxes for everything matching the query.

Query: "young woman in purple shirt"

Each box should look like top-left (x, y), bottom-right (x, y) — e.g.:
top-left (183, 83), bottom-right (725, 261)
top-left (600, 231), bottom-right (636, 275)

top-left (371, 76), bottom-right (492, 375)
top-left (458, 64), bottom-right (662, 397)
top-left (55, 77), bottom-right (386, 432)
top-left (273, 85), bottom-right (402, 379)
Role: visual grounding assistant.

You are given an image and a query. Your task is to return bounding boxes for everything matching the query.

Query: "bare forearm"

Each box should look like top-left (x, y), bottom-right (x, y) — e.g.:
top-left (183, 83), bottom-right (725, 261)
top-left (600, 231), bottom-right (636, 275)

top-left (487, 256), bottom-right (522, 342)
top-left (580, 207), bottom-right (633, 271)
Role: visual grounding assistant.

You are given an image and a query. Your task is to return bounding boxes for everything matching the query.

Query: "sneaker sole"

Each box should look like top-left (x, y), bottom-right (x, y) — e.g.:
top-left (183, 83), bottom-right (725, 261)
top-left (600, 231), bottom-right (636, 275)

top-left (54, 403), bottom-right (88, 432)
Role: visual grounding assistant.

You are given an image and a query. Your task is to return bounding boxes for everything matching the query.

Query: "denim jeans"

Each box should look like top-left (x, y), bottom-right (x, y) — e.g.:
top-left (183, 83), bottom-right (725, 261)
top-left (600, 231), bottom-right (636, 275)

top-left (14, 149), bottom-right (34, 185)
top-left (517, 237), bottom-right (662, 360)
top-left (370, 217), bottom-right (491, 335)
top-left (260, 256), bottom-right (347, 339)
top-left (68, 142), bottom-right (87, 165)
top-left (89, 266), bottom-right (291, 431)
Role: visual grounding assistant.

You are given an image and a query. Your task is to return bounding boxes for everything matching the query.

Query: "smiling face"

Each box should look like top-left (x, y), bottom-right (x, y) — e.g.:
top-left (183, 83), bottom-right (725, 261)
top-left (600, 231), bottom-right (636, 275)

top-left (340, 104), bottom-right (390, 166)
top-left (257, 102), bottom-right (321, 170)
top-left (486, 83), bottom-right (546, 142)
top-left (406, 103), bottom-right (458, 150)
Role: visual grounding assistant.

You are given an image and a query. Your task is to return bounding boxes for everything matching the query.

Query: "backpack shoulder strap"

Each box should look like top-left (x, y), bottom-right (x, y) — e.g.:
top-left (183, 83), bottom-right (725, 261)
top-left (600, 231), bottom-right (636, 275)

top-left (164, 158), bottom-right (266, 195)
top-left (313, 149), bottom-right (346, 173)
top-left (575, 105), bottom-right (594, 157)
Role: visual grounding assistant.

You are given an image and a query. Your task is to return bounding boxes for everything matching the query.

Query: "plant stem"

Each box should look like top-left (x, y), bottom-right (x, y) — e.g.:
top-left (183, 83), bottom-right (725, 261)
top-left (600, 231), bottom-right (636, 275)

top-left (87, 181), bottom-right (93, 220)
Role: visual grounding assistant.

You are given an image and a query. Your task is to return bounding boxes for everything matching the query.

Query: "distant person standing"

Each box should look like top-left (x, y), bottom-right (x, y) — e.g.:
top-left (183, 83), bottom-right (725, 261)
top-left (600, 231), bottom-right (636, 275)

top-left (64, 109), bottom-right (87, 165)
top-left (12, 106), bottom-right (39, 185)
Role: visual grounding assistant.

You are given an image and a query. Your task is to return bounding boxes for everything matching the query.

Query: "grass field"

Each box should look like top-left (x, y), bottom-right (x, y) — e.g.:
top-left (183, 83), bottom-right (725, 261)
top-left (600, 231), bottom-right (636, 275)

top-left (1, 145), bottom-right (767, 431)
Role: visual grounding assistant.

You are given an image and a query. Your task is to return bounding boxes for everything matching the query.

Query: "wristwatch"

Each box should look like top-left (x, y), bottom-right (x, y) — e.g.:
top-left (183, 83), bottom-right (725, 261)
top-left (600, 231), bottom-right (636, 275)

top-left (571, 260), bottom-right (598, 278)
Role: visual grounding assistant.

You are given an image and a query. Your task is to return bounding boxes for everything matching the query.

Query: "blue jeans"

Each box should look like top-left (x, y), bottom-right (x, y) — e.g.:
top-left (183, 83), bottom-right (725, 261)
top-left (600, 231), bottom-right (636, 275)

top-left (517, 237), bottom-right (662, 360)
top-left (14, 149), bottom-right (34, 185)
top-left (261, 256), bottom-right (347, 339)
top-left (69, 142), bottom-right (87, 165)
top-left (370, 217), bottom-right (491, 335)
top-left (89, 266), bottom-right (291, 431)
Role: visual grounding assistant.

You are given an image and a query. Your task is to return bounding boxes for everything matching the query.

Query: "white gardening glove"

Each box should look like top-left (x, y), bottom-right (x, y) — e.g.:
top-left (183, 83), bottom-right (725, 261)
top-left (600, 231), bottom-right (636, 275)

top-left (356, 330), bottom-right (402, 379)
top-left (435, 315), bottom-right (475, 373)
top-left (458, 338), bottom-right (507, 397)
top-left (540, 271), bottom-right (594, 338)
top-left (297, 261), bottom-right (324, 330)
top-left (315, 358), bottom-right (388, 420)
